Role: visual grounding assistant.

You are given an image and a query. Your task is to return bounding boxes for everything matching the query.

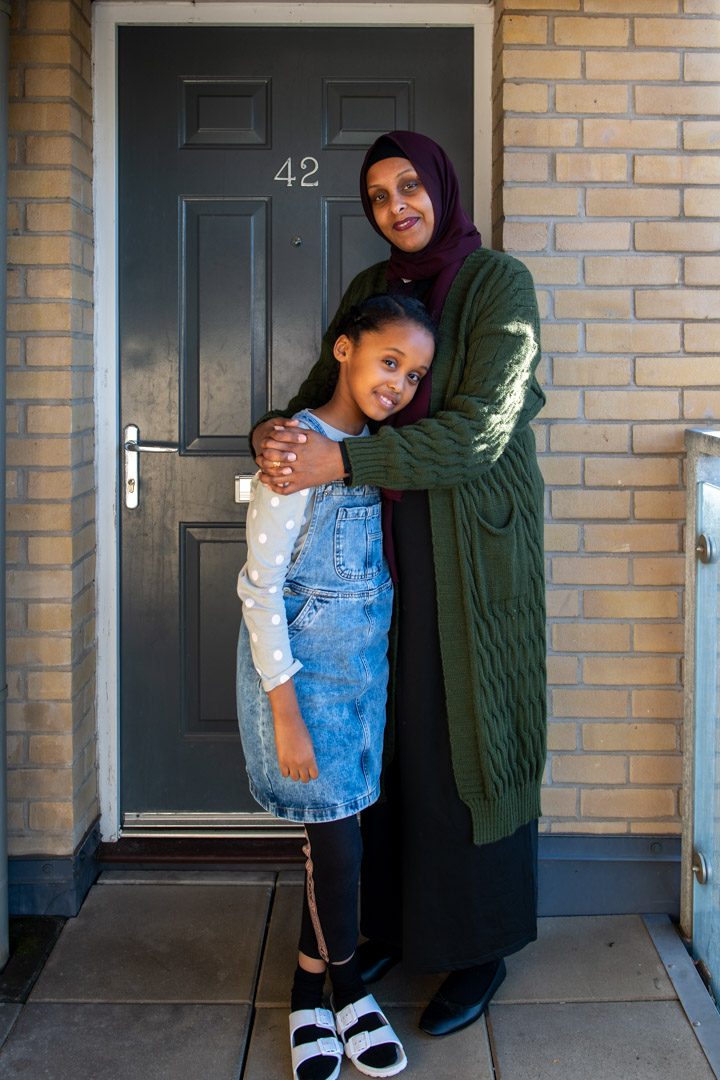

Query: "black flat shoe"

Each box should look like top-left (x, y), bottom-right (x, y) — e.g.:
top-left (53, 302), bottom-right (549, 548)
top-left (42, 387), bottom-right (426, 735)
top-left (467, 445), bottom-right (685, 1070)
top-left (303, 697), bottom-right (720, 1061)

top-left (419, 958), bottom-right (506, 1037)
top-left (356, 940), bottom-right (402, 985)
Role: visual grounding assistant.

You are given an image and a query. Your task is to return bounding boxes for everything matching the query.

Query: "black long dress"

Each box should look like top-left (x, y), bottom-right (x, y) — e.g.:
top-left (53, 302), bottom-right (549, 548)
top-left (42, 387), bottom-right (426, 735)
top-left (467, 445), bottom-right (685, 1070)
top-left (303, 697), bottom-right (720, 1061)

top-left (360, 490), bottom-right (538, 973)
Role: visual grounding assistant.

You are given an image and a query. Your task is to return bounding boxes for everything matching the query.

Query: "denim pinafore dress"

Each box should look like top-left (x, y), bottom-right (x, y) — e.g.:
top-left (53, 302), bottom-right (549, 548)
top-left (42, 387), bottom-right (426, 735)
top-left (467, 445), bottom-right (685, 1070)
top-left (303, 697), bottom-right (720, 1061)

top-left (236, 411), bottom-right (393, 823)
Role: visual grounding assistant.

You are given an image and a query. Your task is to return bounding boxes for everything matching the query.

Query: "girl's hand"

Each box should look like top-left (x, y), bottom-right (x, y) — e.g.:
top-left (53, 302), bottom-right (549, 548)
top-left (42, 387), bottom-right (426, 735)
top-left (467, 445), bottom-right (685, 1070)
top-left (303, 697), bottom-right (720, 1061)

top-left (253, 419), bottom-right (307, 479)
top-left (268, 679), bottom-right (319, 783)
top-left (260, 429), bottom-right (346, 494)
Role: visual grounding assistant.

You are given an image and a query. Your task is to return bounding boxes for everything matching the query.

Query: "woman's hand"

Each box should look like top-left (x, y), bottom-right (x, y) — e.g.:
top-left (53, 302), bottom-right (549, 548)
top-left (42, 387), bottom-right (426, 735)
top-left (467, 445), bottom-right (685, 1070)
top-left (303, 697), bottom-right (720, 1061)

top-left (259, 427), bottom-right (346, 495)
top-left (268, 680), bottom-right (319, 783)
top-left (253, 418), bottom-right (307, 478)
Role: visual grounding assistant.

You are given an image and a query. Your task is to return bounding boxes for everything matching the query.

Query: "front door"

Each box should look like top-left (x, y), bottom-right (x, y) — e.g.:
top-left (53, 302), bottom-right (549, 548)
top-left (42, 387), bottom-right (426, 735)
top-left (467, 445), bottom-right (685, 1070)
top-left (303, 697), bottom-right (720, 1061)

top-left (118, 26), bottom-right (474, 827)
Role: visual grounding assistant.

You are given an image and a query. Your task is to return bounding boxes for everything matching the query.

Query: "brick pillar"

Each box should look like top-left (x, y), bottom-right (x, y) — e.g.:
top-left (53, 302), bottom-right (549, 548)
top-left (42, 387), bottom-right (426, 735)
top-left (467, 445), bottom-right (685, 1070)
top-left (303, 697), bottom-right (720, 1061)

top-left (494, 0), bottom-right (718, 836)
top-left (7, 0), bottom-right (96, 858)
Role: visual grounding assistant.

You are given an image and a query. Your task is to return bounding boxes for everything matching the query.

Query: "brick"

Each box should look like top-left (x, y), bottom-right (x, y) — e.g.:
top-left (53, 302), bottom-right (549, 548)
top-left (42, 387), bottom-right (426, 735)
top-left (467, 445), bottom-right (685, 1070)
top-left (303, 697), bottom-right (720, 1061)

top-left (586, 50), bottom-right (680, 80)
top-left (27, 603), bottom-right (73, 632)
top-left (26, 203), bottom-right (73, 234)
top-left (685, 391), bottom-right (720, 420)
top-left (635, 155), bottom-right (720, 184)
top-left (555, 16), bottom-right (629, 45)
top-left (29, 801), bottom-right (74, 832)
top-left (634, 623), bottom-right (684, 654)
top-left (502, 14), bottom-right (548, 43)
top-left (9, 102), bottom-right (76, 134)
top-left (585, 523), bottom-right (679, 552)
top-left (541, 390), bottom-right (579, 419)
top-left (503, 83), bottom-right (549, 114)
top-left (26, 403), bottom-right (93, 434)
top-left (503, 222), bottom-right (548, 251)
top-left (584, 590), bottom-right (677, 618)
top-left (6, 569), bottom-right (74, 601)
top-left (552, 490), bottom-right (630, 518)
top-left (26, 1), bottom-right (73, 30)
top-left (633, 557), bottom-right (684, 585)
top-left (548, 723), bottom-right (577, 751)
top-left (544, 524), bottom-right (580, 551)
top-left (519, 257), bottom-right (577, 284)
top-left (546, 589), bottom-right (579, 616)
top-left (27, 471), bottom-right (73, 500)
top-left (551, 556), bottom-right (629, 584)
top-left (7, 701), bottom-right (73, 733)
top-left (505, 118), bottom-right (578, 148)
top-left (632, 425), bottom-right (687, 454)
top-left (685, 53), bottom-right (719, 81)
top-left (27, 537), bottom-right (75, 565)
top-left (635, 17), bottom-right (720, 46)
top-left (556, 153), bottom-right (627, 182)
top-left (553, 754), bottom-right (626, 784)
top-left (552, 622), bottom-right (631, 652)
top-left (556, 84), bottom-right (628, 114)
top-left (629, 755), bottom-right (682, 784)
top-left (7, 303), bottom-right (76, 333)
top-left (504, 187), bottom-right (579, 215)
top-left (550, 423), bottom-right (628, 452)
top-left (24, 67), bottom-right (72, 98)
top-left (542, 324), bottom-right (579, 352)
top-left (547, 656), bottom-right (578, 684)
top-left (632, 689), bottom-right (683, 718)
top-left (585, 456), bottom-right (678, 487)
top-left (7, 370), bottom-right (74, 398)
top-left (10, 38), bottom-right (73, 65)
top-left (26, 134), bottom-right (92, 173)
top-left (7, 768), bottom-right (73, 799)
top-left (585, 390), bottom-right (678, 421)
top-left (539, 455), bottom-right (582, 485)
top-left (685, 189), bottom-right (720, 218)
top-left (541, 787), bottom-right (578, 817)
top-left (639, 85), bottom-right (720, 117)
top-left (684, 0), bottom-right (720, 10)
top-left (686, 325), bottom-right (720, 353)
top-left (586, 189), bottom-right (680, 218)
top-left (503, 50), bottom-right (582, 80)
top-left (7, 502), bottom-right (74, 531)
top-left (7, 636), bottom-right (71, 667)
top-left (585, 257), bottom-right (679, 287)
top-left (555, 689), bottom-right (628, 718)
top-left (503, 153), bottom-right (549, 182)
top-left (555, 222), bottom-right (630, 250)
top-left (29, 734), bottom-right (73, 765)
top-left (585, 654), bottom-right (676, 685)
top-left (553, 357), bottom-right (631, 385)
top-left (555, 290), bottom-right (631, 319)
top-left (504, 0), bottom-right (579, 7)
top-left (633, 490), bottom-right (684, 517)
top-left (640, 356), bottom-right (720, 386)
top-left (550, 821), bottom-right (627, 834)
top-left (586, 323), bottom-right (681, 353)
top-left (6, 437), bottom-right (77, 469)
top-left (637, 290), bottom-right (720, 321)
top-left (581, 788), bottom-right (675, 818)
top-left (686, 259), bottom-right (720, 286)
top-left (27, 337), bottom-right (92, 367)
top-left (7, 235), bottom-right (75, 265)
top-left (583, 119), bottom-right (677, 149)
top-left (583, 721), bottom-right (676, 750)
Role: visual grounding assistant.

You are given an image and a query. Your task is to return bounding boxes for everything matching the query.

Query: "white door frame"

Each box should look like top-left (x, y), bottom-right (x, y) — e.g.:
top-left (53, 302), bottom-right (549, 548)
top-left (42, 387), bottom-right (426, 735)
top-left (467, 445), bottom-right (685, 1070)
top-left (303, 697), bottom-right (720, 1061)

top-left (93, 1), bottom-right (495, 841)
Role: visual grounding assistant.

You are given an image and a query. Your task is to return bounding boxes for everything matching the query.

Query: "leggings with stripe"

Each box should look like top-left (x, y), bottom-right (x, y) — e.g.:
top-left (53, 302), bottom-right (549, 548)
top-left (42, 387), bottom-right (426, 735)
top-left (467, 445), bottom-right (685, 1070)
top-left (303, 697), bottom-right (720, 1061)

top-left (298, 816), bottom-right (363, 964)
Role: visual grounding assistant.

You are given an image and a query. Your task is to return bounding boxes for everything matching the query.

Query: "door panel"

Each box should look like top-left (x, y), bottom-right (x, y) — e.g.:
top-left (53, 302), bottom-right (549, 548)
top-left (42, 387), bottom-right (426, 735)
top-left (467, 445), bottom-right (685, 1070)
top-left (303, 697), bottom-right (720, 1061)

top-left (118, 26), bottom-right (474, 819)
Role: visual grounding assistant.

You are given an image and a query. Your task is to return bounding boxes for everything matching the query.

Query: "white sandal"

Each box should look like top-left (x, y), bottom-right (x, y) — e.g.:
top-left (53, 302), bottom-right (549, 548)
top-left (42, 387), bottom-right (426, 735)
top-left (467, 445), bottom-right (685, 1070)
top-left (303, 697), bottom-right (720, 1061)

top-left (289, 1006), bottom-right (343, 1080)
top-left (333, 993), bottom-right (408, 1077)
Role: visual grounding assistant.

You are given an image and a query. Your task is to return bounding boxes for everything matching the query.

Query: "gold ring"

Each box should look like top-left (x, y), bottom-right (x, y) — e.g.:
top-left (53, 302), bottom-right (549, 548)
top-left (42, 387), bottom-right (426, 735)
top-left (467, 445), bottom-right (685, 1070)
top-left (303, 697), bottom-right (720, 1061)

top-left (272, 460), bottom-right (282, 468)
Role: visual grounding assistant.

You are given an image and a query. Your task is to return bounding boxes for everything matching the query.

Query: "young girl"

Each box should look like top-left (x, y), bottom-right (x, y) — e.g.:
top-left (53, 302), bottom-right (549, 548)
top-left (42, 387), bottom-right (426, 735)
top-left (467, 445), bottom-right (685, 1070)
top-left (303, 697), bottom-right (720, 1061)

top-left (236, 295), bottom-right (436, 1080)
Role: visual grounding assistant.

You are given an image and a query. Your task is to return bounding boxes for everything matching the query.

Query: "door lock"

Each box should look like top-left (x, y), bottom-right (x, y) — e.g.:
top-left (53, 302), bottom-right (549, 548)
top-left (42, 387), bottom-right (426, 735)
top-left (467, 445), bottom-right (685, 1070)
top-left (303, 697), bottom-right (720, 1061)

top-left (123, 424), bottom-right (178, 509)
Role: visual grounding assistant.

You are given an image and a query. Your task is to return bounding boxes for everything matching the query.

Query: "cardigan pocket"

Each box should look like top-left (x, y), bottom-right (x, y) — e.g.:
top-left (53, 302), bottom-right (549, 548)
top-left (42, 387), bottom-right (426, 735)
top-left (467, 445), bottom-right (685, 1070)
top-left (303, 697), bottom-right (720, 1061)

top-left (471, 497), bottom-right (532, 606)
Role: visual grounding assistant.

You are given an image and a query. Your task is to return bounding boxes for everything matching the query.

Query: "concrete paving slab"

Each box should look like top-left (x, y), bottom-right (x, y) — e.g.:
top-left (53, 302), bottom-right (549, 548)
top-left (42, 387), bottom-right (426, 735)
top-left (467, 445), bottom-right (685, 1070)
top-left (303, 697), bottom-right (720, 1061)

top-left (244, 1006), bottom-right (494, 1080)
top-left (255, 878), bottom-right (441, 1008)
top-left (98, 870), bottom-right (275, 886)
top-left (497, 915), bottom-right (675, 1003)
top-left (0, 1003), bottom-right (250, 1080)
top-left (0, 1005), bottom-right (21, 1050)
top-left (29, 883), bottom-right (272, 1003)
top-left (488, 1000), bottom-right (715, 1079)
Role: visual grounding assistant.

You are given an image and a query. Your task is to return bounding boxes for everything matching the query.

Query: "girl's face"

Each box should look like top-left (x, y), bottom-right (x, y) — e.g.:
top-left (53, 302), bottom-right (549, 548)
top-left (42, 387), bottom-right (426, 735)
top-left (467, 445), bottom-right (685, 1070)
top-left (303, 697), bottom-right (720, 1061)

top-left (366, 157), bottom-right (435, 253)
top-left (334, 321), bottom-right (435, 424)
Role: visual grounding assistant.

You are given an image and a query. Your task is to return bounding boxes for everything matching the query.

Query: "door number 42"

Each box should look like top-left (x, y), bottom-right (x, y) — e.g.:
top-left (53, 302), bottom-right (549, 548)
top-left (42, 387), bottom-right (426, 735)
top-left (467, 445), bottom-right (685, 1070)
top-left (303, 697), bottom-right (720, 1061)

top-left (273, 156), bottom-right (319, 188)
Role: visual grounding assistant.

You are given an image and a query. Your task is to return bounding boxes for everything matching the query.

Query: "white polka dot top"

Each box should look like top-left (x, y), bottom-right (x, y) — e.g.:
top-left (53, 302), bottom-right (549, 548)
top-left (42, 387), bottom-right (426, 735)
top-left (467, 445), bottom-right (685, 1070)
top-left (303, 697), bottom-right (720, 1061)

top-left (237, 414), bottom-right (369, 692)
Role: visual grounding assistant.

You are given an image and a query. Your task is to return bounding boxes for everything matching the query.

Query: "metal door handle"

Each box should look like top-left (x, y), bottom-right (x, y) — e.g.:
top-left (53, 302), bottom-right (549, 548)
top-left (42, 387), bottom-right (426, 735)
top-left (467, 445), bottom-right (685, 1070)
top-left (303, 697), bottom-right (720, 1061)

top-left (124, 424), bottom-right (178, 509)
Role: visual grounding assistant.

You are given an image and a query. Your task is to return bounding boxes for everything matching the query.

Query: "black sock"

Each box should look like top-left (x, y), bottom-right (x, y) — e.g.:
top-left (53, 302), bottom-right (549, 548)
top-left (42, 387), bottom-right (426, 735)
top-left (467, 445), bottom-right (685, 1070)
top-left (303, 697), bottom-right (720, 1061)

top-left (437, 960), bottom-right (500, 1005)
top-left (330, 953), bottom-right (399, 1072)
top-left (290, 966), bottom-right (337, 1080)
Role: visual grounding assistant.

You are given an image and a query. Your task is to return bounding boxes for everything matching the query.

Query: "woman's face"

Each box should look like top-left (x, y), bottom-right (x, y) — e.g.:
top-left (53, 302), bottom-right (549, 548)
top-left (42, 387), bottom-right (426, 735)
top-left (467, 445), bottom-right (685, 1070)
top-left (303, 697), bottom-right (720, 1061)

top-left (366, 157), bottom-right (435, 253)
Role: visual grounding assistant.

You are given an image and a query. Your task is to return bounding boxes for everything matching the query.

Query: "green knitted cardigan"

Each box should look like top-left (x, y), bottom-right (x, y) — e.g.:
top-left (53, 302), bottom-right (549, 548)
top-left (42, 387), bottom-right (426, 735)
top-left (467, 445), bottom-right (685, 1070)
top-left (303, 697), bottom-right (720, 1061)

top-left (261, 247), bottom-right (547, 846)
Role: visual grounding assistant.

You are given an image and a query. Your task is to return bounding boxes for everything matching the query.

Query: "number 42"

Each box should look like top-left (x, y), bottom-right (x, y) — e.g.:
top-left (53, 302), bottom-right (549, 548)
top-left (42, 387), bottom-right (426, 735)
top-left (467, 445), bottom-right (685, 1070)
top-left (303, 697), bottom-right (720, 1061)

top-left (273, 156), bottom-right (319, 188)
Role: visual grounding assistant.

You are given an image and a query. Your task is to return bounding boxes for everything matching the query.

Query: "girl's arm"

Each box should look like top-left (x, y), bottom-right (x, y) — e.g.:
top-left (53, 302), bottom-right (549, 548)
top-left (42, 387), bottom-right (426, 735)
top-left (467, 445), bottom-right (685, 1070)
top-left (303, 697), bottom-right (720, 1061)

top-left (268, 679), bottom-right (318, 783)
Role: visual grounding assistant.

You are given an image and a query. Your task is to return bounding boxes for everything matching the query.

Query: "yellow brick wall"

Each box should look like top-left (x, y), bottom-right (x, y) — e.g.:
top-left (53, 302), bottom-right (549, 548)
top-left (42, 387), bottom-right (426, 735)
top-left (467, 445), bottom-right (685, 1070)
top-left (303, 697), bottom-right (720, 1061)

top-left (6, 0), bottom-right (96, 856)
top-left (493, 0), bottom-right (719, 837)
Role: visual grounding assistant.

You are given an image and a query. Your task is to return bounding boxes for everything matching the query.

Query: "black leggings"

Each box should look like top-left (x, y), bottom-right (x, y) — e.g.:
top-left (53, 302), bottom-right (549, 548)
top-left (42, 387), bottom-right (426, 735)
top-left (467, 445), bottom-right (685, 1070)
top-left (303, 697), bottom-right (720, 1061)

top-left (298, 816), bottom-right (363, 964)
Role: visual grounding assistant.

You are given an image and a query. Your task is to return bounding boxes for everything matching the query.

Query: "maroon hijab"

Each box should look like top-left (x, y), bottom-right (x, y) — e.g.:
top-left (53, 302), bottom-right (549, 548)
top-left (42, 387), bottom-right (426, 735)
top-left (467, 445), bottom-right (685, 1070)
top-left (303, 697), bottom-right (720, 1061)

top-left (359, 132), bottom-right (483, 577)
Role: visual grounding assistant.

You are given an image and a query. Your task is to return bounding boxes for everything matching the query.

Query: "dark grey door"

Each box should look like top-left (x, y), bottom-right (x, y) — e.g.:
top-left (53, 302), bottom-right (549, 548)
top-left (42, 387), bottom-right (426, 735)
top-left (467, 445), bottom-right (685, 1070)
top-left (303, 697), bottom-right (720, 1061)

top-left (118, 26), bottom-right (473, 821)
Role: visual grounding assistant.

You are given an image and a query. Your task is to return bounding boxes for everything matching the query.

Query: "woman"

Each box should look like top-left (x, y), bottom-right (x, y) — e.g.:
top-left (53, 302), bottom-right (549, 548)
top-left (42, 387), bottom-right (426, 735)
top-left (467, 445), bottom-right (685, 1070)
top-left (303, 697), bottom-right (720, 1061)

top-left (252, 131), bottom-right (546, 1038)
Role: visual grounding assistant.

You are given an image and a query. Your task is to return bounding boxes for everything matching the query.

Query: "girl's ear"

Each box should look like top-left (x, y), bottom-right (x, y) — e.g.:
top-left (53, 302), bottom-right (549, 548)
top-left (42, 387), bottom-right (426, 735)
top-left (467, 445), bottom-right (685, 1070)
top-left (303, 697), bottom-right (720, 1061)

top-left (333, 335), bottom-right (351, 364)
